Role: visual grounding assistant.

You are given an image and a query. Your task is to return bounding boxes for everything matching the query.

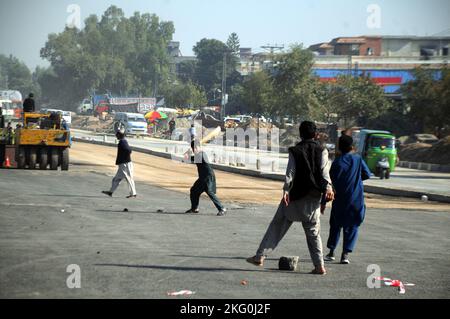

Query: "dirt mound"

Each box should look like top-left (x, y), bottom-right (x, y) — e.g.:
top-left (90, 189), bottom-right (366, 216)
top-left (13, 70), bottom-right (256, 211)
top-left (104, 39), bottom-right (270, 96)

top-left (280, 125), bottom-right (300, 147)
top-left (72, 115), bottom-right (114, 133)
top-left (399, 136), bottom-right (450, 165)
top-left (175, 117), bottom-right (192, 129)
top-left (239, 118), bottom-right (276, 130)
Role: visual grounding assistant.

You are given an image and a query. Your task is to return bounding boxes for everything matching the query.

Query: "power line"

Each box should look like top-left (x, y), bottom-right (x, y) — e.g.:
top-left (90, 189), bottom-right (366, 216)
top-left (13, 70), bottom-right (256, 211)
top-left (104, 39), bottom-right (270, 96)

top-left (261, 44), bottom-right (285, 55)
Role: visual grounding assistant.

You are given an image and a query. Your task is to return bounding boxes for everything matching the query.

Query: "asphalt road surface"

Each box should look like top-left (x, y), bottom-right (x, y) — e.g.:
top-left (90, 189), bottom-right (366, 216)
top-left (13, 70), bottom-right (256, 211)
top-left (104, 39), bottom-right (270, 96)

top-left (0, 148), bottom-right (449, 298)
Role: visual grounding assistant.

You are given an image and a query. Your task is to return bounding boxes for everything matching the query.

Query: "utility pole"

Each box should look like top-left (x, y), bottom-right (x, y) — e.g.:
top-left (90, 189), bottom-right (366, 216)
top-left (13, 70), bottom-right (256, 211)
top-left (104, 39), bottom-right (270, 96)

top-left (221, 53), bottom-right (227, 120)
top-left (347, 54), bottom-right (352, 75)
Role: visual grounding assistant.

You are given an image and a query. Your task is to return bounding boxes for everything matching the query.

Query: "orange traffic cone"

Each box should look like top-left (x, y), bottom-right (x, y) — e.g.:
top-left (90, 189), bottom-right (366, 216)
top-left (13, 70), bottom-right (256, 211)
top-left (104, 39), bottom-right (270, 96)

top-left (4, 156), bottom-right (11, 168)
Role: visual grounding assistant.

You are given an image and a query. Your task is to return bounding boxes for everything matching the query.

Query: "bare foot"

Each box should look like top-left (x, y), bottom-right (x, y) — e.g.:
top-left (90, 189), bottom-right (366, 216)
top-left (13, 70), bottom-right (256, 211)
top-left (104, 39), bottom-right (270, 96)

top-left (310, 266), bottom-right (327, 275)
top-left (246, 256), bottom-right (264, 267)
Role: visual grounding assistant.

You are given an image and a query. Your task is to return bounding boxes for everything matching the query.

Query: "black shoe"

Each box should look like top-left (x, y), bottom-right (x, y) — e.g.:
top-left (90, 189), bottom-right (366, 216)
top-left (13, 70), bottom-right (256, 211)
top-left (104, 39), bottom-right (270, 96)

top-left (324, 251), bottom-right (335, 262)
top-left (126, 195), bottom-right (137, 199)
top-left (185, 209), bottom-right (199, 214)
top-left (341, 253), bottom-right (350, 264)
top-left (102, 191), bottom-right (113, 197)
top-left (217, 209), bottom-right (227, 216)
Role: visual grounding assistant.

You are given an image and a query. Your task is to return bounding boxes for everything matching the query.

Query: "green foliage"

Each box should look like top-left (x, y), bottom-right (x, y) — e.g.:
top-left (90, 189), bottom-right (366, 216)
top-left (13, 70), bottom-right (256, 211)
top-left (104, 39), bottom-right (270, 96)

top-left (272, 45), bottom-right (320, 120)
top-left (177, 60), bottom-right (197, 83)
top-left (0, 54), bottom-right (39, 97)
top-left (226, 84), bottom-right (246, 115)
top-left (226, 33), bottom-right (240, 57)
top-left (241, 71), bottom-right (273, 116)
top-left (402, 67), bottom-right (450, 132)
top-left (39, 5), bottom-right (175, 110)
top-left (165, 82), bottom-right (207, 109)
top-left (317, 75), bottom-right (392, 127)
top-left (193, 38), bottom-right (237, 93)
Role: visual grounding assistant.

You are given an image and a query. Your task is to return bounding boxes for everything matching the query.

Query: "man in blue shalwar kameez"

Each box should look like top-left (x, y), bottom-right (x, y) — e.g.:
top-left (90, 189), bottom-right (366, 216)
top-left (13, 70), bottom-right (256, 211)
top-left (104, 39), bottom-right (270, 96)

top-left (324, 135), bottom-right (371, 264)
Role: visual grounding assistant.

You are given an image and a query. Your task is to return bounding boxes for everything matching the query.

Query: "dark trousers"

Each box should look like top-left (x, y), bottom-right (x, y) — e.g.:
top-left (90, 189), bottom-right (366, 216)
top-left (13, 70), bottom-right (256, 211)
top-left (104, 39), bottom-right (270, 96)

top-left (326, 220), bottom-right (359, 253)
top-left (190, 178), bottom-right (224, 211)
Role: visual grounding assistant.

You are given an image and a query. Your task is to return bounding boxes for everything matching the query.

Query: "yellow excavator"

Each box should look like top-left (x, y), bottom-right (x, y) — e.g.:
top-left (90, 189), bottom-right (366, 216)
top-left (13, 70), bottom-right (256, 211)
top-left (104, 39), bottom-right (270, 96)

top-left (0, 112), bottom-right (71, 170)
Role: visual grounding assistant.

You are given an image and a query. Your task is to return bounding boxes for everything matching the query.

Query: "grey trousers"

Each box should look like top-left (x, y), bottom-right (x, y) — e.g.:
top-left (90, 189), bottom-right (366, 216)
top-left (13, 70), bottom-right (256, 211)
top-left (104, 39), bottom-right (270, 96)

top-left (110, 162), bottom-right (137, 196)
top-left (256, 197), bottom-right (324, 267)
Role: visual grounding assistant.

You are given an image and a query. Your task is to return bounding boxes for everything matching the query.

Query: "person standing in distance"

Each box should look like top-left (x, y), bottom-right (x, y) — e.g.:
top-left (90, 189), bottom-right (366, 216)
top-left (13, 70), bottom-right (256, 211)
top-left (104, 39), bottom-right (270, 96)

top-left (23, 93), bottom-right (35, 113)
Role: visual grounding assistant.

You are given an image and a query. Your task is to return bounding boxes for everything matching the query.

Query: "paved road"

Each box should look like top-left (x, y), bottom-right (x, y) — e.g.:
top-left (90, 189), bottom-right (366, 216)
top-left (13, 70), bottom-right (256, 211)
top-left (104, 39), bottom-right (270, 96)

top-left (0, 164), bottom-right (448, 298)
top-left (72, 129), bottom-right (450, 198)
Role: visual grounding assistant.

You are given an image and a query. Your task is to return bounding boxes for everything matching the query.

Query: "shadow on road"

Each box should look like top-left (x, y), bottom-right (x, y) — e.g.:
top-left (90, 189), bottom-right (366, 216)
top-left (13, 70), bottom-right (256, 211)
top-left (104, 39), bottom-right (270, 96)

top-left (71, 162), bottom-right (112, 167)
top-left (95, 209), bottom-right (204, 216)
top-left (93, 263), bottom-right (312, 275)
top-left (169, 254), bottom-right (312, 264)
top-left (33, 194), bottom-right (105, 199)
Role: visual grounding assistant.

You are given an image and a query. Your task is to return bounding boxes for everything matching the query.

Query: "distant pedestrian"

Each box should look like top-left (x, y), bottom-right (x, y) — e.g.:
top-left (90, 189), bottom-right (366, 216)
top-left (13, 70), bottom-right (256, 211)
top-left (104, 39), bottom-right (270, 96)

top-left (102, 130), bottom-right (137, 199)
top-left (23, 93), bottom-right (35, 113)
top-left (324, 135), bottom-right (371, 264)
top-left (189, 123), bottom-right (197, 149)
top-left (184, 140), bottom-right (227, 216)
top-left (169, 118), bottom-right (176, 136)
top-left (246, 121), bottom-right (334, 275)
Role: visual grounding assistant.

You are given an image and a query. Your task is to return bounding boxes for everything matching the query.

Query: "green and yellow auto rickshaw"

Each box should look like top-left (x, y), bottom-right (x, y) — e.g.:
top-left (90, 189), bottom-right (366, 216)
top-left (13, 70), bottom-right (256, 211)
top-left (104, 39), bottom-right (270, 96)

top-left (354, 130), bottom-right (397, 180)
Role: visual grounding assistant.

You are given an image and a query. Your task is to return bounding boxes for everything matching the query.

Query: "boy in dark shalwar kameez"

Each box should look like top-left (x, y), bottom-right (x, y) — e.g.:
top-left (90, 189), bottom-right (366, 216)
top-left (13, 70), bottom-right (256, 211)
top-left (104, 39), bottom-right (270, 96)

top-left (184, 140), bottom-right (227, 216)
top-left (324, 135), bottom-right (371, 264)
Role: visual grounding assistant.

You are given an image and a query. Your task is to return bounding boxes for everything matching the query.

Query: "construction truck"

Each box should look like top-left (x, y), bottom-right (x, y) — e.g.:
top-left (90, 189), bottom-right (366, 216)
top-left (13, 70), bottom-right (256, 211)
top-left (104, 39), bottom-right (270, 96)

top-left (0, 112), bottom-right (71, 170)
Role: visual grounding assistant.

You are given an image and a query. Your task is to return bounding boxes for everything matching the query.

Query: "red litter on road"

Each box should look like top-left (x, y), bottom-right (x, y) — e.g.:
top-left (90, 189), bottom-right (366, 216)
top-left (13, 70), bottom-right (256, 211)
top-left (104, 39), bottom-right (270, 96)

top-left (375, 277), bottom-right (415, 294)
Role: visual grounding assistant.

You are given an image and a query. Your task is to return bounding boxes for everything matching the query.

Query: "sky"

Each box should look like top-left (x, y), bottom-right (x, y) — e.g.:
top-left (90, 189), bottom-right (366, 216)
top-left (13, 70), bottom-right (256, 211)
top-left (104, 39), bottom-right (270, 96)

top-left (0, 0), bottom-right (449, 70)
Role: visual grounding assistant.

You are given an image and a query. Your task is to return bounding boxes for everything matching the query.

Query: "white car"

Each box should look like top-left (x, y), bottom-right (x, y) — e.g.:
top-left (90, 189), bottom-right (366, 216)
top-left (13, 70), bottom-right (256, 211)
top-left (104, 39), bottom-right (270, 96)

top-left (114, 112), bottom-right (148, 136)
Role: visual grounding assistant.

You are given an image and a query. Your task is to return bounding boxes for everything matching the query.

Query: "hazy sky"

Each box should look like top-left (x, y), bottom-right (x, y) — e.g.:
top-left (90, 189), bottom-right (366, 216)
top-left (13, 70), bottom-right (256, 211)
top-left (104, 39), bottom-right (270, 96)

top-left (1, 0), bottom-right (449, 69)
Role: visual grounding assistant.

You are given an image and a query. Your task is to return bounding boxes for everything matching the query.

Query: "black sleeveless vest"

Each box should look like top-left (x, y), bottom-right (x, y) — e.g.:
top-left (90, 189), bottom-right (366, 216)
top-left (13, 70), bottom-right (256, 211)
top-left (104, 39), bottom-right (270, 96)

top-left (288, 140), bottom-right (327, 201)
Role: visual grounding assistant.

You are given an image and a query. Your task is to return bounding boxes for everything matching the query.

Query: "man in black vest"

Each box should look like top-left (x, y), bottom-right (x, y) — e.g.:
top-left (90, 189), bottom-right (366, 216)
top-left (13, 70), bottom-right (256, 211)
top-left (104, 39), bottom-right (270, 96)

top-left (246, 121), bottom-right (334, 275)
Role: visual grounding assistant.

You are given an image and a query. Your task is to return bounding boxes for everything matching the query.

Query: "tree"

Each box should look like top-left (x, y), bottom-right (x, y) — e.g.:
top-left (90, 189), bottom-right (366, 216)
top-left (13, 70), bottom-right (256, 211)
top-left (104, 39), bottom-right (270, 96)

top-left (193, 38), bottom-right (237, 94)
top-left (241, 71), bottom-right (273, 116)
top-left (402, 67), bottom-right (450, 133)
top-left (0, 54), bottom-right (38, 97)
top-left (177, 60), bottom-right (197, 83)
top-left (165, 82), bottom-right (207, 109)
top-left (226, 33), bottom-right (240, 57)
top-left (226, 84), bottom-right (246, 115)
top-left (317, 75), bottom-right (391, 127)
top-left (272, 45), bottom-right (320, 120)
top-left (40, 5), bottom-right (175, 110)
